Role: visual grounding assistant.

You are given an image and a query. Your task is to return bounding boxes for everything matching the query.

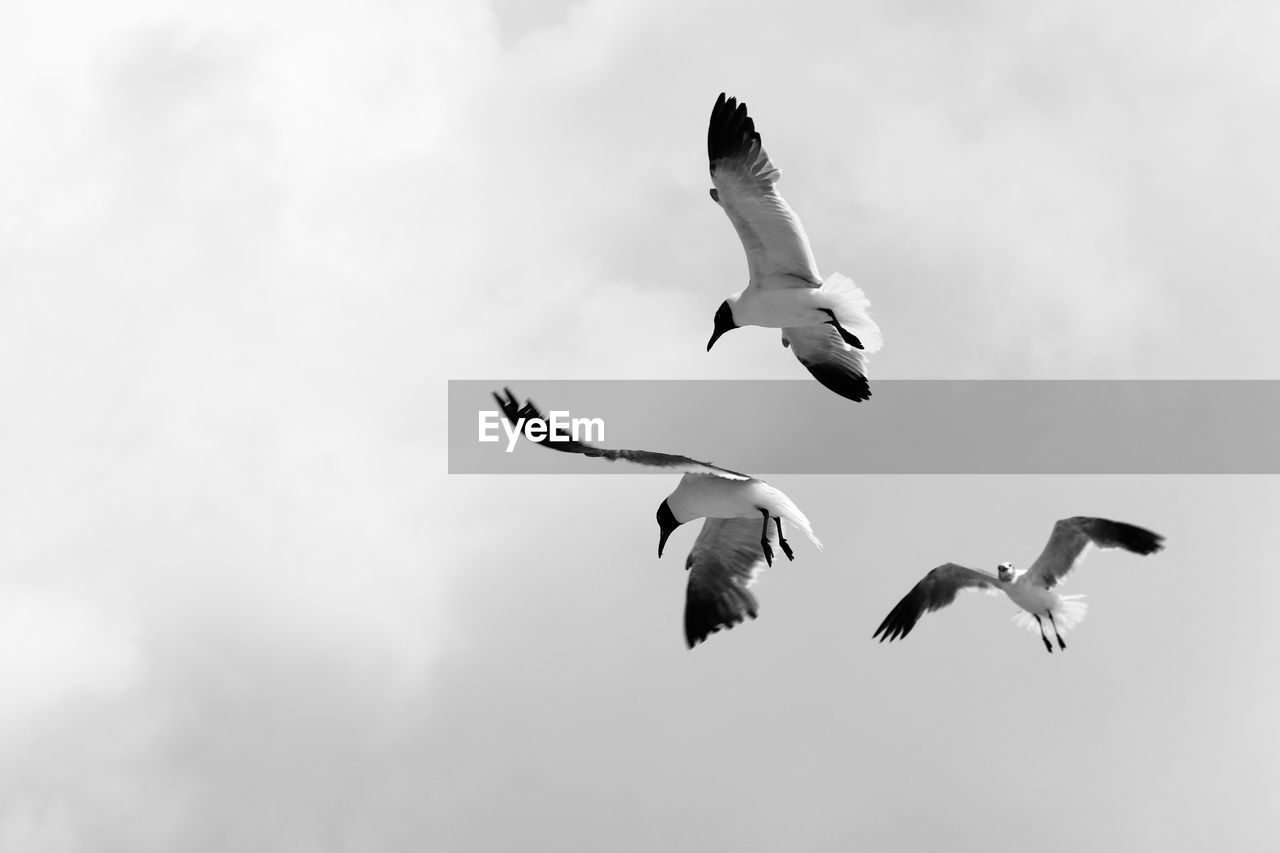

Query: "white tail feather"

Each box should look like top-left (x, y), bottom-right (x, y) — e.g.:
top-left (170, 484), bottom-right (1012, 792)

top-left (1011, 595), bottom-right (1088, 634)
top-left (820, 273), bottom-right (883, 354)
top-left (777, 500), bottom-right (822, 550)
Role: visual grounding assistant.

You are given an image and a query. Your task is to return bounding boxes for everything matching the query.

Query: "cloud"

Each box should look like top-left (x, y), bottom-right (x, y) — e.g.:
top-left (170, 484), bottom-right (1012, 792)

top-left (0, 590), bottom-right (141, 733)
top-left (0, 1), bottom-right (499, 848)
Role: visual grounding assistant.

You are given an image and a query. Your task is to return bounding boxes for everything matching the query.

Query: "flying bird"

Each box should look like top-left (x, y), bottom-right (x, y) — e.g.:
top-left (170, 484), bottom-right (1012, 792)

top-left (492, 388), bottom-right (821, 647)
top-left (705, 92), bottom-right (883, 402)
top-left (872, 516), bottom-right (1165, 653)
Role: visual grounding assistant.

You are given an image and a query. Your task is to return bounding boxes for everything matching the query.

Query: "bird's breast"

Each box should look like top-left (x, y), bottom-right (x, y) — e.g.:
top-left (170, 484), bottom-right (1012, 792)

top-left (1006, 581), bottom-right (1057, 613)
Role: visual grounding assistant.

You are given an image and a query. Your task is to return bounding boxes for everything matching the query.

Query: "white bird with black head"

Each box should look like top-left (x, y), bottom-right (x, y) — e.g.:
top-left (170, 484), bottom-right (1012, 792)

top-left (492, 388), bottom-right (821, 647)
top-left (705, 92), bottom-right (883, 402)
top-left (873, 516), bottom-right (1165, 653)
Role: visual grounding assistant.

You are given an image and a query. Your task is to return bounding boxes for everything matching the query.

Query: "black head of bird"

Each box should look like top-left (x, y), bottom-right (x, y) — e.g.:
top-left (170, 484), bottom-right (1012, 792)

top-left (656, 499), bottom-right (683, 557)
top-left (706, 301), bottom-right (738, 351)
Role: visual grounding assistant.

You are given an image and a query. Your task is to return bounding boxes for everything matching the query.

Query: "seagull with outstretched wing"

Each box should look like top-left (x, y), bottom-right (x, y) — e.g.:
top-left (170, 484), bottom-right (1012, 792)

top-left (493, 388), bottom-right (821, 647)
top-left (704, 92), bottom-right (883, 402)
top-left (873, 516), bottom-right (1165, 653)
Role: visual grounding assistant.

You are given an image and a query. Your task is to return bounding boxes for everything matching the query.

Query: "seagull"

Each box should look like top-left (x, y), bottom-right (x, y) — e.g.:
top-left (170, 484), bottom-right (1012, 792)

top-left (492, 388), bottom-right (821, 647)
top-left (705, 92), bottom-right (883, 402)
top-left (872, 516), bottom-right (1165, 653)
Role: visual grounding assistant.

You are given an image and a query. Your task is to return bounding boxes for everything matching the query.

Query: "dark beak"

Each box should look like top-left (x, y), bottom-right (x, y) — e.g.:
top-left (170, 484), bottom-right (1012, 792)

top-left (706, 328), bottom-right (725, 351)
top-left (656, 499), bottom-right (680, 558)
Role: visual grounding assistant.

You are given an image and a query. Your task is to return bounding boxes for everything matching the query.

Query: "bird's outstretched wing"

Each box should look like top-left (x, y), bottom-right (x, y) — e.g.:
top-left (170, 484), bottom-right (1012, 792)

top-left (707, 93), bottom-right (821, 288)
top-left (873, 563), bottom-right (1002, 642)
top-left (1024, 517), bottom-right (1165, 589)
top-left (783, 325), bottom-right (871, 402)
top-left (683, 517), bottom-right (776, 648)
top-left (491, 388), bottom-right (751, 480)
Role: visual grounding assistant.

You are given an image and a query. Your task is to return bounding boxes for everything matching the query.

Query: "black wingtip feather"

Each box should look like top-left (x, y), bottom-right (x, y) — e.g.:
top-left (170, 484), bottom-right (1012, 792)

top-left (1113, 522), bottom-right (1166, 555)
top-left (802, 361), bottom-right (872, 402)
top-left (1080, 517), bottom-right (1167, 556)
top-left (707, 92), bottom-right (759, 168)
top-left (491, 387), bottom-right (522, 425)
top-left (684, 586), bottom-right (759, 649)
top-left (872, 608), bottom-right (903, 643)
top-left (872, 612), bottom-right (914, 644)
top-left (492, 387), bottom-right (543, 427)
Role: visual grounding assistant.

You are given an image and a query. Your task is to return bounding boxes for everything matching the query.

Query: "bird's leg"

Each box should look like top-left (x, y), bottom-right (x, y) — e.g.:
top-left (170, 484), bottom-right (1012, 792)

top-left (822, 310), bottom-right (864, 350)
top-left (759, 508), bottom-right (774, 567)
top-left (1048, 612), bottom-right (1067, 650)
top-left (1033, 614), bottom-right (1054, 653)
top-left (773, 516), bottom-right (795, 561)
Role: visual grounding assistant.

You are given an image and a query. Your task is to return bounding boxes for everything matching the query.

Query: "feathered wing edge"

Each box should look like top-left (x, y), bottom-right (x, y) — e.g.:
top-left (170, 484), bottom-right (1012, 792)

top-left (873, 563), bottom-right (1002, 643)
top-left (683, 517), bottom-right (775, 648)
top-left (491, 388), bottom-right (750, 480)
top-left (707, 92), bottom-right (779, 186)
top-left (707, 93), bottom-right (822, 286)
top-left (784, 325), bottom-right (872, 402)
top-left (1028, 516), bottom-right (1166, 588)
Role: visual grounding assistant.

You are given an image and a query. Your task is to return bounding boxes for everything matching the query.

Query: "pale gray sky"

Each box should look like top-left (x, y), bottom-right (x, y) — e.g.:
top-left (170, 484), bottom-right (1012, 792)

top-left (2, 0), bottom-right (1279, 850)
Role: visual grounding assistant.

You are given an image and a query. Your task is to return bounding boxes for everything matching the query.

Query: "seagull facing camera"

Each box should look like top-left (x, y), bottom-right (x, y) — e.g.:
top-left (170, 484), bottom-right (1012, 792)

top-left (874, 517), bottom-right (1166, 654)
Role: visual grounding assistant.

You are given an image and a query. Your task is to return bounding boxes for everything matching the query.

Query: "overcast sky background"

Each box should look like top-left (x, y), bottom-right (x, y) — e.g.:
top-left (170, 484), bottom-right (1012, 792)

top-left (3, 0), bottom-right (1280, 849)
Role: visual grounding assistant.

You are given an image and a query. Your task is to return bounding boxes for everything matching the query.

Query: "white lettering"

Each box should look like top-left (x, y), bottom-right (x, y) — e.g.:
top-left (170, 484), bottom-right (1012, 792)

top-left (481, 408), bottom-right (606, 452)
top-left (502, 415), bottom-right (522, 453)
top-left (548, 410), bottom-right (570, 442)
top-left (574, 417), bottom-right (604, 443)
top-left (478, 411), bottom-right (500, 442)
